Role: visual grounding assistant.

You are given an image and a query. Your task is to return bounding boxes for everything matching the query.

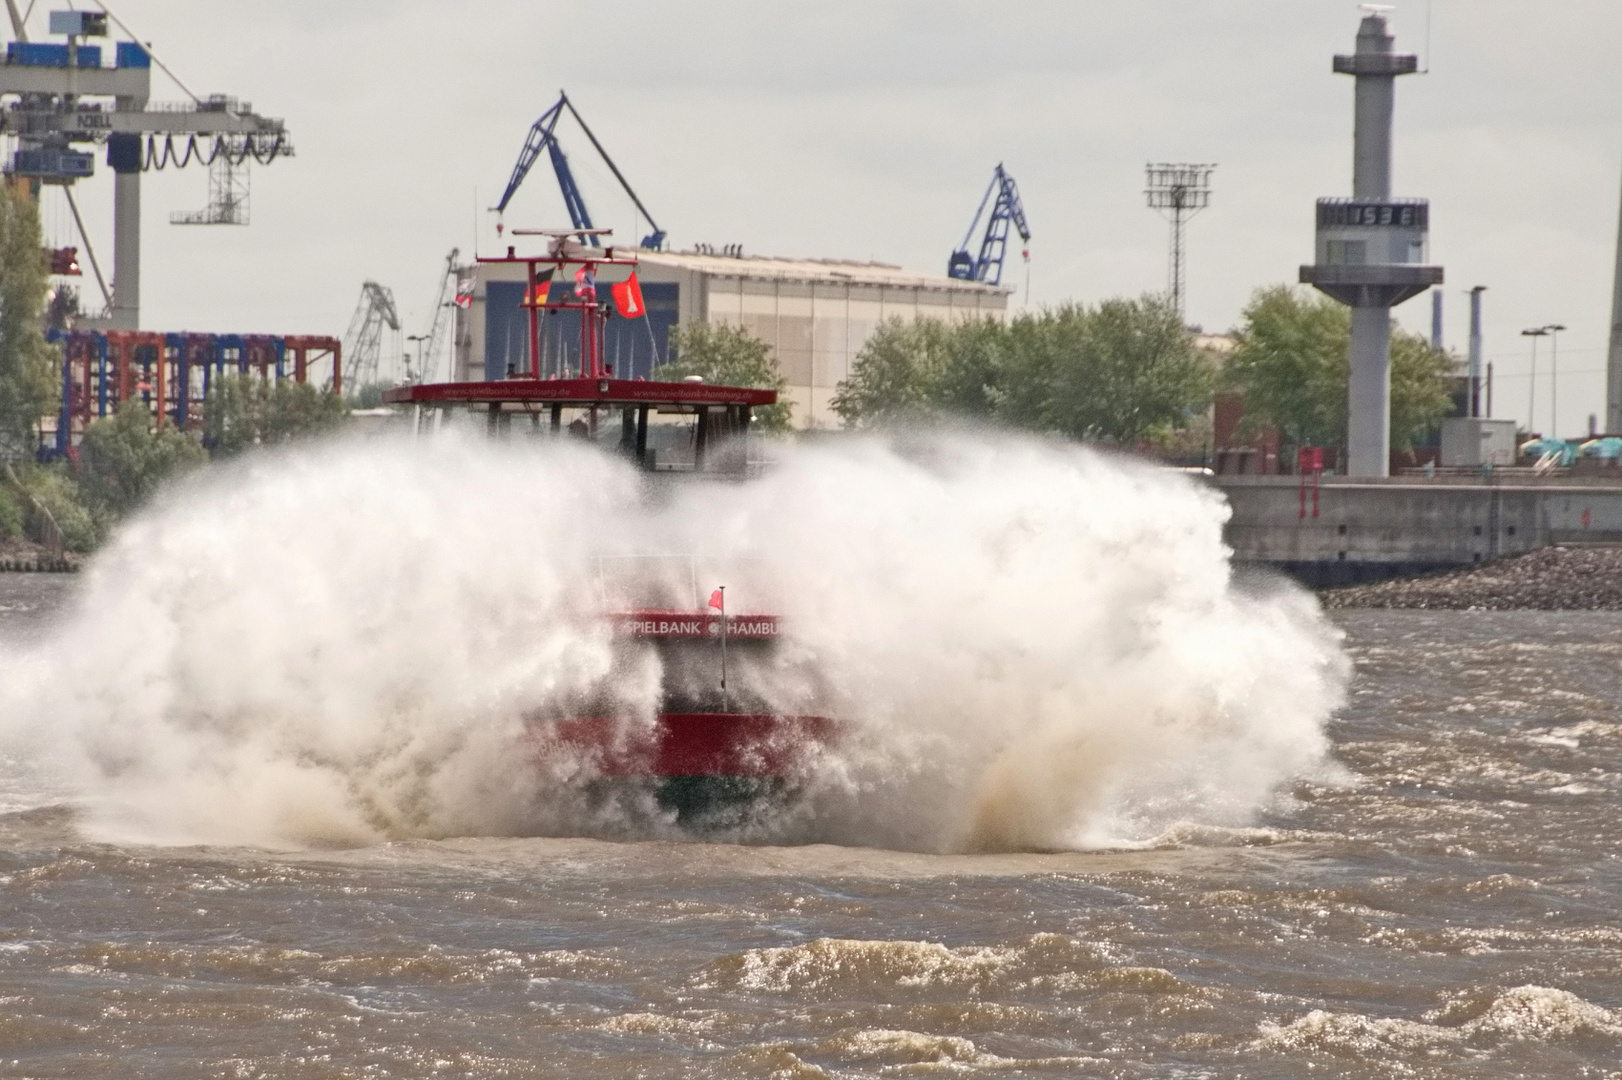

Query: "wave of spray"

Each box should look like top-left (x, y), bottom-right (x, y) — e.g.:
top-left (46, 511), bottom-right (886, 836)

top-left (0, 430), bottom-right (1347, 849)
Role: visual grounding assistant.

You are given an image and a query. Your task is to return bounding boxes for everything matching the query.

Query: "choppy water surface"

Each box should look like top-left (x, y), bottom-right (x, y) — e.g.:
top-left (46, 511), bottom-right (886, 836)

top-left (1, 576), bottom-right (1619, 1078)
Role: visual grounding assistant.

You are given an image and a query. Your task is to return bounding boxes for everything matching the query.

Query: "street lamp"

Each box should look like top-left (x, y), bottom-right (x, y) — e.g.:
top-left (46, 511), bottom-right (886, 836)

top-left (1521, 327), bottom-right (1550, 435)
top-left (1542, 324), bottom-right (1566, 438)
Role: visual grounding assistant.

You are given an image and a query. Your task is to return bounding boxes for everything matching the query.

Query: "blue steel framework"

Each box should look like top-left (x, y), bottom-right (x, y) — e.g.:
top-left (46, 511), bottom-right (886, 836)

top-left (48, 329), bottom-right (340, 455)
top-left (492, 91), bottom-right (666, 250)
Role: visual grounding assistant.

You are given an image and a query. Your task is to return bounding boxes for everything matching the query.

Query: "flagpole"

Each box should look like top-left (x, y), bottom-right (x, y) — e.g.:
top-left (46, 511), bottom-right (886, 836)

top-left (718, 585), bottom-right (728, 713)
top-left (643, 307), bottom-right (660, 368)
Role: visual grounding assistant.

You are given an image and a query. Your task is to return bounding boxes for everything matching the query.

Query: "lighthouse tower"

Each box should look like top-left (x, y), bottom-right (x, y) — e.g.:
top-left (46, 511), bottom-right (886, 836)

top-left (1300, 9), bottom-right (1443, 477)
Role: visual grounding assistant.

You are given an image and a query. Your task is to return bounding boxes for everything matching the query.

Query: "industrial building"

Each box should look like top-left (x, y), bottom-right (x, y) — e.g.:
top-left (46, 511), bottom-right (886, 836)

top-left (452, 250), bottom-right (1010, 428)
top-left (438, 92), bottom-right (1021, 429)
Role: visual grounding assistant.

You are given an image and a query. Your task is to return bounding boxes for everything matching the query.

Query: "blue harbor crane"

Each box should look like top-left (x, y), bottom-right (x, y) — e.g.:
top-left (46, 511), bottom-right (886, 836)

top-left (492, 90), bottom-right (665, 250)
top-left (947, 164), bottom-right (1030, 286)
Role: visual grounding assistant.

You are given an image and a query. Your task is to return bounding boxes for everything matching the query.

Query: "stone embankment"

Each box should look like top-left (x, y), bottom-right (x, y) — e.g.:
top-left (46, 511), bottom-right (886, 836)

top-left (1320, 545), bottom-right (1622, 610)
top-left (0, 538), bottom-right (79, 573)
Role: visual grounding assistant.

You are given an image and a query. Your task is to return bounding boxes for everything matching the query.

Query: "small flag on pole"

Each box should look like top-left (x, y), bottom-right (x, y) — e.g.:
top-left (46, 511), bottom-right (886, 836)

top-left (574, 266), bottom-right (597, 301)
top-left (611, 272), bottom-right (646, 318)
top-left (711, 585), bottom-right (729, 709)
top-left (523, 270), bottom-right (554, 307)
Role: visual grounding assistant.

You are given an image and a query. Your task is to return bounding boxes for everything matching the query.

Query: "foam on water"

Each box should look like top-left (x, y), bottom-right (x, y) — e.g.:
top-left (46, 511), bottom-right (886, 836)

top-left (0, 430), bottom-right (1347, 850)
top-left (1253, 986), bottom-right (1622, 1063)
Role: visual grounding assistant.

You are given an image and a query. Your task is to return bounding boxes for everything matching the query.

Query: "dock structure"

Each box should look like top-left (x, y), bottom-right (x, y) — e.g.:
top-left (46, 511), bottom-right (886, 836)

top-left (50, 329), bottom-right (339, 453)
top-left (1217, 472), bottom-right (1622, 588)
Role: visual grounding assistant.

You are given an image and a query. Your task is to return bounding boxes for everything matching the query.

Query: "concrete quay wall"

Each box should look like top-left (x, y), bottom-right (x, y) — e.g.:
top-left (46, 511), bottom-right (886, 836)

top-left (1213, 475), bottom-right (1622, 587)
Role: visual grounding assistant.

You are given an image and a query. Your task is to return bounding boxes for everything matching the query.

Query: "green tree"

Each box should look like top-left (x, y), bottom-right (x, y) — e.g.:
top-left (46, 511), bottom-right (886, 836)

top-left (13, 464), bottom-right (97, 553)
top-left (833, 297), bottom-right (1211, 446)
top-left (266, 379), bottom-right (350, 444)
top-left (346, 381), bottom-right (390, 409)
top-left (659, 322), bottom-right (793, 432)
top-left (831, 317), bottom-right (1007, 429)
top-left (0, 182), bottom-right (58, 461)
top-left (78, 401), bottom-right (206, 518)
top-left (204, 374), bottom-right (347, 458)
top-left (830, 318), bottom-right (951, 428)
top-left (0, 483), bottom-right (22, 539)
top-left (1389, 326), bottom-right (1455, 449)
top-left (929, 317), bottom-right (1008, 420)
top-left (1226, 285), bottom-right (1453, 452)
top-left (1000, 296), bottom-right (1212, 444)
top-left (1223, 286), bottom-right (1348, 449)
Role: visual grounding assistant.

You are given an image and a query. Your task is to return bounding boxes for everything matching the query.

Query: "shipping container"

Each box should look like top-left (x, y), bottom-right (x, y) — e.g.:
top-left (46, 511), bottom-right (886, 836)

top-left (115, 41), bottom-right (150, 68)
top-left (4, 41), bottom-right (102, 67)
top-left (10, 149), bottom-right (95, 179)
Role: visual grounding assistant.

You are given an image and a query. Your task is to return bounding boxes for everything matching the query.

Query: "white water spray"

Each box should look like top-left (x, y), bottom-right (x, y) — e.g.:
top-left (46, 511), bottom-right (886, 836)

top-left (0, 430), bottom-right (1347, 850)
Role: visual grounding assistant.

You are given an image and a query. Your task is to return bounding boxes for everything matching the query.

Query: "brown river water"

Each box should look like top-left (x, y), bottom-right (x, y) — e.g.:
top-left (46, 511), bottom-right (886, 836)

top-left (0, 573), bottom-right (1618, 1078)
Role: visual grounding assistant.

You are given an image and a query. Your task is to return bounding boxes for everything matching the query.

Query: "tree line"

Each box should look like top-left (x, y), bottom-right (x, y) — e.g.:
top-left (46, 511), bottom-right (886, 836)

top-left (829, 295), bottom-right (1215, 445)
top-left (826, 287), bottom-right (1452, 455)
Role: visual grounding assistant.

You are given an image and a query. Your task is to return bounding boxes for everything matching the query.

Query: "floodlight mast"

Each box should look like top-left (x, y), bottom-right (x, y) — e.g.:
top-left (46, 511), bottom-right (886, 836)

top-left (1144, 163), bottom-right (1215, 319)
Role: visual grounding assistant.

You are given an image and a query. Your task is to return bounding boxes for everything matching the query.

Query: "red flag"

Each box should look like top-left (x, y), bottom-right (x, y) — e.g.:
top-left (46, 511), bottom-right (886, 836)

top-left (708, 588), bottom-right (724, 612)
top-left (611, 272), bottom-right (646, 319)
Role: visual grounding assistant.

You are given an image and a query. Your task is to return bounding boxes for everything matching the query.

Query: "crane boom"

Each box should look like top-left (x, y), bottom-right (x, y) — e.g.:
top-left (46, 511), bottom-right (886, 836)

top-left (556, 95), bottom-right (665, 249)
top-left (545, 138), bottom-right (595, 244)
top-left (419, 248), bottom-right (459, 383)
top-left (342, 281), bottom-right (401, 389)
top-left (947, 164), bottom-right (1031, 287)
top-left (492, 91), bottom-right (666, 250)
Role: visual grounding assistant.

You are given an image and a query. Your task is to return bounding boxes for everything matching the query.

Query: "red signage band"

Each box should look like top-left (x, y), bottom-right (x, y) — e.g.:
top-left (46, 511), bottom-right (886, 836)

top-left (610, 613), bottom-right (781, 639)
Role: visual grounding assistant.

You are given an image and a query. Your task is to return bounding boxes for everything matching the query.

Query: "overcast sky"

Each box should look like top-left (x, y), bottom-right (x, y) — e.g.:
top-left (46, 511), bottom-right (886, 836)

top-left (18, 0), bottom-right (1622, 435)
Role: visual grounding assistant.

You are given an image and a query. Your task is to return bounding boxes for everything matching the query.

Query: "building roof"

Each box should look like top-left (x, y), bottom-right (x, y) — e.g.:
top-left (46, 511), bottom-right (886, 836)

top-left (635, 249), bottom-right (1009, 295)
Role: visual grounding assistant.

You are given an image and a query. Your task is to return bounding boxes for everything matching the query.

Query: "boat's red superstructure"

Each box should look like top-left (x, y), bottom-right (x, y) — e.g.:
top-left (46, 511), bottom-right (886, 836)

top-left (539, 611), bottom-right (834, 780)
top-left (382, 235), bottom-right (770, 473)
top-left (387, 234), bottom-right (834, 817)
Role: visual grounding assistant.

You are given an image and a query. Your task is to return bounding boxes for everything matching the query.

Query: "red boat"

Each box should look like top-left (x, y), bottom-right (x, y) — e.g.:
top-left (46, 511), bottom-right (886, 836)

top-left (530, 606), bottom-right (836, 822)
top-left (384, 233), bottom-right (836, 824)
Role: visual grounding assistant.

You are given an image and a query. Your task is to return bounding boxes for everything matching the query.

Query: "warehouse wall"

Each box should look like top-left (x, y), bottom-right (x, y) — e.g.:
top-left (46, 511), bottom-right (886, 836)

top-left (700, 276), bottom-right (1006, 428)
top-left (455, 257), bottom-right (1008, 429)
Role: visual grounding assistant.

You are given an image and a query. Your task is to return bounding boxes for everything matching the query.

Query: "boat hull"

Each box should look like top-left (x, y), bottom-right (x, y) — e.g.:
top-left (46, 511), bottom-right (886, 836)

top-left (532, 712), bottom-right (836, 826)
top-left (546, 712), bottom-right (834, 777)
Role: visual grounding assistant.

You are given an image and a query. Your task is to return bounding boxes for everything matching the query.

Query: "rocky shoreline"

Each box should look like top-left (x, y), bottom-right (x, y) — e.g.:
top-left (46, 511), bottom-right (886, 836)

top-left (1320, 545), bottom-right (1622, 610)
top-left (0, 538), bottom-right (80, 574)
